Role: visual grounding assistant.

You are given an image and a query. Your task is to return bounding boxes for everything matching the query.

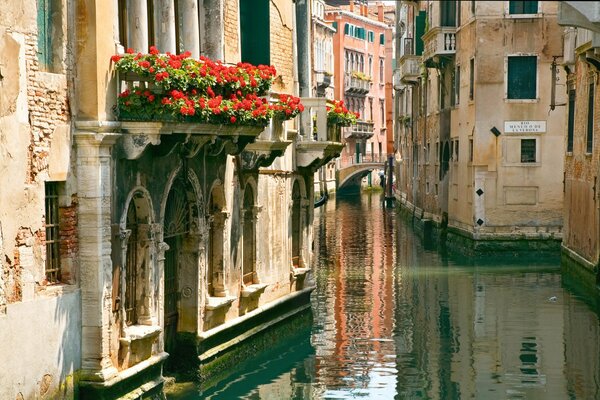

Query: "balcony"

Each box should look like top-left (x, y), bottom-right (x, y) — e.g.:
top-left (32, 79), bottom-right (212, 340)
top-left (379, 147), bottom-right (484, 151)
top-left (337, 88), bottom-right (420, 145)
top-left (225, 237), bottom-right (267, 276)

top-left (116, 72), bottom-right (267, 160)
top-left (296, 97), bottom-right (344, 171)
top-left (344, 120), bottom-right (374, 140)
top-left (315, 71), bottom-right (332, 88)
top-left (422, 27), bottom-right (456, 66)
top-left (344, 72), bottom-right (370, 95)
top-left (398, 38), bottom-right (421, 84)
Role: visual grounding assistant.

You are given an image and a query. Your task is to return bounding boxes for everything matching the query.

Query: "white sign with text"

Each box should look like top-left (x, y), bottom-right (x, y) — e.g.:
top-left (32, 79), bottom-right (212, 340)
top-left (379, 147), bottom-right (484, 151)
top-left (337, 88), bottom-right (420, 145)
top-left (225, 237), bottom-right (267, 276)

top-left (504, 121), bottom-right (546, 133)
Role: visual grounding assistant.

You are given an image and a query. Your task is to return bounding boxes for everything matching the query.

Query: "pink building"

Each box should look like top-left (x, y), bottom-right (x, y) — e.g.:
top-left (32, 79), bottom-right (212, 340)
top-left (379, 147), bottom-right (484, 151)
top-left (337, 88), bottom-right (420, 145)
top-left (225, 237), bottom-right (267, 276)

top-left (326, 1), bottom-right (393, 172)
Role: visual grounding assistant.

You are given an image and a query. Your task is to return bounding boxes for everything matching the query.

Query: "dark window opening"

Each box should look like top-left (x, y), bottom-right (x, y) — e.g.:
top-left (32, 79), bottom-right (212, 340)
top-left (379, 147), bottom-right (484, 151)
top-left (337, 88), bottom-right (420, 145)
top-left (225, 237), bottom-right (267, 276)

top-left (441, 0), bottom-right (457, 27)
top-left (240, 0), bottom-right (270, 65)
top-left (587, 82), bottom-right (595, 154)
top-left (508, 56), bottom-right (537, 100)
top-left (147, 0), bottom-right (155, 48)
top-left (469, 58), bottom-right (474, 100)
top-left (509, 1), bottom-right (538, 14)
top-left (118, 0), bottom-right (128, 48)
top-left (521, 139), bottom-right (536, 163)
top-left (567, 88), bottom-right (575, 152)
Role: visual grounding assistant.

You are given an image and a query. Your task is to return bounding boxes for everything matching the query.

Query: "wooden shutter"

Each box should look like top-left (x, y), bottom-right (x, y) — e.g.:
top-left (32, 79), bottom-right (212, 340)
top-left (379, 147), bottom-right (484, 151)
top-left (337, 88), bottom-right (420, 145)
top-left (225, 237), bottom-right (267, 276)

top-left (507, 56), bottom-right (536, 99)
top-left (240, 0), bottom-right (270, 65)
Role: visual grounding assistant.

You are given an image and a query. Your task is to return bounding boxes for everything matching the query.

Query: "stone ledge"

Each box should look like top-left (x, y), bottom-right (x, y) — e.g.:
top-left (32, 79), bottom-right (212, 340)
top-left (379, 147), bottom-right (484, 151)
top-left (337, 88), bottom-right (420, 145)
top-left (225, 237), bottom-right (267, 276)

top-left (121, 324), bottom-right (161, 343)
top-left (205, 296), bottom-right (237, 311)
top-left (291, 267), bottom-right (310, 278)
top-left (240, 283), bottom-right (268, 298)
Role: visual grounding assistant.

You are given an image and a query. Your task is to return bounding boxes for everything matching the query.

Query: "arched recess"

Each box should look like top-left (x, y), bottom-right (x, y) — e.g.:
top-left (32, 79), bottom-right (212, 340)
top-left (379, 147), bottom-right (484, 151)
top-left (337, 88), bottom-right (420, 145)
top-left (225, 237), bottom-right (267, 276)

top-left (207, 180), bottom-right (228, 297)
top-left (118, 188), bottom-right (155, 329)
top-left (291, 178), bottom-right (307, 268)
top-left (162, 169), bottom-right (202, 354)
top-left (242, 182), bottom-right (258, 285)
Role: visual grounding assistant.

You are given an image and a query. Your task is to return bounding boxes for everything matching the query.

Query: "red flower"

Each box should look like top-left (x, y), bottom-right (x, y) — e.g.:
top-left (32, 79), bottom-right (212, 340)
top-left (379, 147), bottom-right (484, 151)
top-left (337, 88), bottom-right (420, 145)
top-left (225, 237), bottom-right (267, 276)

top-left (111, 55), bottom-right (122, 63)
top-left (126, 48), bottom-right (135, 54)
top-left (230, 116), bottom-right (237, 123)
top-left (149, 46), bottom-right (159, 55)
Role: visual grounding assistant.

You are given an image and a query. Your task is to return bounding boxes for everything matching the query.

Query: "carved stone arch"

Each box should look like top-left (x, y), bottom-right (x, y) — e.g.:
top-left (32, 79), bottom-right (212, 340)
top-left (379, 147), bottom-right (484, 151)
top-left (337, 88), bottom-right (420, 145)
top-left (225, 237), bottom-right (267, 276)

top-left (241, 180), bottom-right (260, 286)
top-left (160, 164), bottom-right (205, 354)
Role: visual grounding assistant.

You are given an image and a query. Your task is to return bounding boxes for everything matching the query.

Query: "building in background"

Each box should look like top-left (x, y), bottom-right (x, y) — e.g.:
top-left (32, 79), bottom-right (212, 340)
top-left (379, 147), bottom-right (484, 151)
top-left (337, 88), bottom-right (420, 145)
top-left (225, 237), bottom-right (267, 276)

top-left (394, 0), bottom-right (565, 252)
top-left (558, 2), bottom-right (600, 285)
top-left (326, 0), bottom-right (394, 192)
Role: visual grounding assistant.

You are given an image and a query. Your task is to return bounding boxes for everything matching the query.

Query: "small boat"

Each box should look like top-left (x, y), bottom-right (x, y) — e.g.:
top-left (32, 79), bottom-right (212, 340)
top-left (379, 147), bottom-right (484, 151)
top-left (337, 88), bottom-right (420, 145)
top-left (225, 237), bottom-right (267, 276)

top-left (314, 191), bottom-right (329, 208)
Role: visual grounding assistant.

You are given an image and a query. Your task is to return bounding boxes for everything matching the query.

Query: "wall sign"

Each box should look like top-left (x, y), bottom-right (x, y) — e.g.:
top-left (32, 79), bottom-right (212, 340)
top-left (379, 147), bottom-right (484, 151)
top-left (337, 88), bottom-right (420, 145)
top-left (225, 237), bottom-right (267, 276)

top-left (504, 121), bottom-right (546, 133)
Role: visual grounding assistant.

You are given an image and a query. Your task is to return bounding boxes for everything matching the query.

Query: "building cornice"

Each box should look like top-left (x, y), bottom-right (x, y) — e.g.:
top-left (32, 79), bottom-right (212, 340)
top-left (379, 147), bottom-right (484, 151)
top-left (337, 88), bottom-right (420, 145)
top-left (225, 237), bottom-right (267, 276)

top-left (325, 9), bottom-right (389, 29)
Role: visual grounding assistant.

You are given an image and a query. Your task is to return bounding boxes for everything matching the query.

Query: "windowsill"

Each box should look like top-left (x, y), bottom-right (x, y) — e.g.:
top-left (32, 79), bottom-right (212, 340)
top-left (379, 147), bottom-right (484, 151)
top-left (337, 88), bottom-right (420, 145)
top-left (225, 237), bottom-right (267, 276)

top-left (504, 98), bottom-right (539, 104)
top-left (121, 324), bottom-right (161, 343)
top-left (566, 151), bottom-right (574, 157)
top-left (241, 283), bottom-right (268, 298)
top-left (291, 267), bottom-right (311, 278)
top-left (504, 162), bottom-right (541, 167)
top-left (504, 13), bottom-right (542, 19)
top-left (38, 282), bottom-right (78, 296)
top-left (585, 153), bottom-right (593, 158)
top-left (206, 295), bottom-right (236, 311)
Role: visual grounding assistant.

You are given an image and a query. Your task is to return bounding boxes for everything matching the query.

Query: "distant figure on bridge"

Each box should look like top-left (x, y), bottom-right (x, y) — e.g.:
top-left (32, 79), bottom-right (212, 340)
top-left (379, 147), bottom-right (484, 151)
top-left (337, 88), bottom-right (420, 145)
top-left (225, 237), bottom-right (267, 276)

top-left (379, 172), bottom-right (386, 189)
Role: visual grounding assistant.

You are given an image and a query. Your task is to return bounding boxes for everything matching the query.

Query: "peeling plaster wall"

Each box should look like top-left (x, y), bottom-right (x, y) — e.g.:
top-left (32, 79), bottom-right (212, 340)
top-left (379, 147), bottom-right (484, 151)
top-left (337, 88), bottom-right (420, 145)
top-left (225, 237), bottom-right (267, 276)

top-left (0, 0), bottom-right (81, 398)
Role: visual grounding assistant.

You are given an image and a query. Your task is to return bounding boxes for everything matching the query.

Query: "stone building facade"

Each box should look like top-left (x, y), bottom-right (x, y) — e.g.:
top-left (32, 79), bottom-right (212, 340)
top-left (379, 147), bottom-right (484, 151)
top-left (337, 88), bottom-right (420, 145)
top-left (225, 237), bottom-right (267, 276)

top-left (394, 1), bottom-right (565, 252)
top-left (0, 0), bottom-right (342, 398)
top-left (558, 2), bottom-right (600, 284)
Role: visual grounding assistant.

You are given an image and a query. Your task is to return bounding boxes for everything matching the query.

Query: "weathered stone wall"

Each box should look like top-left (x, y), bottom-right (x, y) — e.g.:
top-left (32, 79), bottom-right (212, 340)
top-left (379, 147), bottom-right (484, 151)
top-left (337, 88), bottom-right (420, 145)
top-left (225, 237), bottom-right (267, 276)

top-left (223, 0), bottom-right (240, 63)
top-left (563, 51), bottom-right (600, 267)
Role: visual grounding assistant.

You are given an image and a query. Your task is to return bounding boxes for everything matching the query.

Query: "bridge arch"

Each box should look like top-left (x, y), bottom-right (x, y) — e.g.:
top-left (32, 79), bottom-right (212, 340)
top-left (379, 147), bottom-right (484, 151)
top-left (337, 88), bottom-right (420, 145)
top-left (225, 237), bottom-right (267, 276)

top-left (337, 162), bottom-right (385, 191)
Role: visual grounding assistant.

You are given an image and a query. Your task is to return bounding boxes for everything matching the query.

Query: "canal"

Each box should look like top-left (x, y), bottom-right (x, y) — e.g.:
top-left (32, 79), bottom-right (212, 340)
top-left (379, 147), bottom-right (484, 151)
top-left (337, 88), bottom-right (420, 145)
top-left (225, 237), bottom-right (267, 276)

top-left (168, 193), bottom-right (600, 399)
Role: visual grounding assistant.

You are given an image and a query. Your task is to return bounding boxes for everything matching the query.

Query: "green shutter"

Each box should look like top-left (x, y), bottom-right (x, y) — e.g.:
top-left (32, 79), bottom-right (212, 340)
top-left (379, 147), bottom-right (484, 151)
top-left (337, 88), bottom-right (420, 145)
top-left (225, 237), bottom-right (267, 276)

top-left (240, 0), bottom-right (270, 65)
top-left (415, 11), bottom-right (426, 56)
top-left (37, 0), bottom-right (51, 69)
top-left (507, 56), bottom-right (536, 99)
top-left (380, 33), bottom-right (385, 45)
top-left (332, 21), bottom-right (338, 31)
top-left (344, 23), bottom-right (349, 35)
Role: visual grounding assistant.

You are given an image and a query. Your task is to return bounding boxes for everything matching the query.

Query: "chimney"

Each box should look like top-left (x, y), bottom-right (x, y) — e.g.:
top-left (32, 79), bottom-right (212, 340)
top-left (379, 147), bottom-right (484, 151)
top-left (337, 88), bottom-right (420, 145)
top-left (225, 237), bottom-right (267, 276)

top-left (362, 3), bottom-right (367, 16)
top-left (350, 0), bottom-right (354, 13)
top-left (378, 3), bottom-right (384, 22)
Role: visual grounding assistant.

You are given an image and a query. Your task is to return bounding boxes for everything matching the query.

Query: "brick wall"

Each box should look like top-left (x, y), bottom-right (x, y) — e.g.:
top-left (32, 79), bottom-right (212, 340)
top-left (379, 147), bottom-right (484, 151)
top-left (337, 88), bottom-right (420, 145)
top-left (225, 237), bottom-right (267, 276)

top-left (270, 1), bottom-right (294, 93)
top-left (224, 0), bottom-right (240, 63)
top-left (24, 35), bottom-right (70, 184)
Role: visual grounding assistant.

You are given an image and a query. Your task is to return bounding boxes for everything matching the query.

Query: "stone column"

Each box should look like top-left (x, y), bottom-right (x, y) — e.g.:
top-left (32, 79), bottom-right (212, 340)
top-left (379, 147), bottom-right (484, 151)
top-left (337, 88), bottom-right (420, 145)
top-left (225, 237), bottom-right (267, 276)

top-left (203, 0), bottom-right (224, 60)
top-left (157, 0), bottom-right (177, 53)
top-left (300, 198), bottom-right (311, 266)
top-left (155, 240), bottom-right (169, 353)
top-left (127, 0), bottom-right (148, 52)
top-left (75, 129), bottom-right (119, 382)
top-left (180, 0), bottom-right (200, 58)
top-left (209, 210), bottom-right (229, 297)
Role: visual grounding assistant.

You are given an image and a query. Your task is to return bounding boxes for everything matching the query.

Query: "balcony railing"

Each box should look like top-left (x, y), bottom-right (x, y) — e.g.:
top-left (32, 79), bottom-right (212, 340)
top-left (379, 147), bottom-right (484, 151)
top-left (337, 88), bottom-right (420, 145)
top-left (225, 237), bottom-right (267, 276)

top-left (344, 120), bottom-right (374, 140)
top-left (398, 55), bottom-right (420, 84)
top-left (344, 73), bottom-right (370, 95)
top-left (422, 27), bottom-right (456, 63)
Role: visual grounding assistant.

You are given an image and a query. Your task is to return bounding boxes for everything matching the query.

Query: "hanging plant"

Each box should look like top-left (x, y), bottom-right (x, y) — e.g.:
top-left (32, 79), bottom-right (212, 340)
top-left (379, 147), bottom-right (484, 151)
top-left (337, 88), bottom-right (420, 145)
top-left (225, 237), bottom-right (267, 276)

top-left (326, 100), bottom-right (359, 127)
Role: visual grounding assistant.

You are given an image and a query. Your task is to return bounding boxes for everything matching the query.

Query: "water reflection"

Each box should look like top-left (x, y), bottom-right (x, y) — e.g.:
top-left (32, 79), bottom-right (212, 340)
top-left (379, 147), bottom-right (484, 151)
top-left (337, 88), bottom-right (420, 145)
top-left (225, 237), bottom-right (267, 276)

top-left (169, 193), bottom-right (600, 399)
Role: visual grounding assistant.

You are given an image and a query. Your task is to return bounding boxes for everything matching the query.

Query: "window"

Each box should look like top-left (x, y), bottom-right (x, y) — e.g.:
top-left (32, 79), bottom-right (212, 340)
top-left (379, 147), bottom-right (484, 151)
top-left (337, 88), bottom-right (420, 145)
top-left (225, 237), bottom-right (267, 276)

top-left (369, 56), bottom-right (373, 77)
top-left (457, 0), bottom-right (461, 26)
top-left (471, 1), bottom-right (476, 15)
top-left (587, 81), bottom-right (595, 154)
top-left (520, 139), bottom-right (536, 162)
top-left (507, 56), bottom-right (537, 99)
top-left (469, 58), bottom-right (475, 100)
top-left (454, 65), bottom-right (461, 105)
top-left (455, 139), bottom-right (460, 161)
top-left (147, 0), bottom-right (155, 48)
top-left (567, 88), bottom-right (575, 153)
top-left (368, 30), bottom-right (374, 42)
top-left (469, 138), bottom-right (474, 162)
top-left (509, 1), bottom-right (538, 14)
top-left (441, 0), bottom-right (457, 27)
top-left (45, 182), bottom-right (61, 283)
top-left (240, 0), bottom-right (270, 65)
top-left (380, 99), bottom-right (385, 123)
top-left (118, 0), bottom-right (128, 48)
top-left (380, 33), bottom-right (385, 45)
top-left (379, 58), bottom-right (384, 83)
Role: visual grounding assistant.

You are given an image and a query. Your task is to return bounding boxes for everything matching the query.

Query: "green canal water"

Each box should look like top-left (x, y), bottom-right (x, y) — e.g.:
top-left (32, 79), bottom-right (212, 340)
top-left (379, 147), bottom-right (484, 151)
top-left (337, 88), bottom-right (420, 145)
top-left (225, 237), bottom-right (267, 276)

top-left (168, 193), bottom-right (600, 399)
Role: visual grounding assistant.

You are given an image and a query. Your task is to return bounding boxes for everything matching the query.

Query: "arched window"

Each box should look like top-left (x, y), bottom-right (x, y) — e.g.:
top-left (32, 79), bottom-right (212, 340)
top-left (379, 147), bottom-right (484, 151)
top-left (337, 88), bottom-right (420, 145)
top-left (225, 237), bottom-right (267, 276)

top-left (291, 181), bottom-right (302, 266)
top-left (360, 54), bottom-right (364, 72)
top-left (379, 58), bottom-right (385, 83)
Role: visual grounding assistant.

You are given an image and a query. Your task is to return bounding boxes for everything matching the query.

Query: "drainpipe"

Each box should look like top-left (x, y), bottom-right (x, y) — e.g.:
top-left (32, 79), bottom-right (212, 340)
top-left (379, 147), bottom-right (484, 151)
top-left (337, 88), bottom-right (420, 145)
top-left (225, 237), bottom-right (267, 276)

top-left (296, 0), bottom-right (312, 97)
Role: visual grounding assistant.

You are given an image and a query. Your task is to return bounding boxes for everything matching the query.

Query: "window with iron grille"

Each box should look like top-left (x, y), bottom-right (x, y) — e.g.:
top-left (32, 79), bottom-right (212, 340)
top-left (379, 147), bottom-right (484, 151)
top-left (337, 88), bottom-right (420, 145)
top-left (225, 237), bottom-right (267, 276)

top-left (507, 56), bottom-right (537, 100)
top-left (509, 1), bottom-right (538, 15)
top-left (45, 182), bottom-right (61, 283)
top-left (587, 81), bottom-right (595, 154)
top-left (520, 139), bottom-right (536, 163)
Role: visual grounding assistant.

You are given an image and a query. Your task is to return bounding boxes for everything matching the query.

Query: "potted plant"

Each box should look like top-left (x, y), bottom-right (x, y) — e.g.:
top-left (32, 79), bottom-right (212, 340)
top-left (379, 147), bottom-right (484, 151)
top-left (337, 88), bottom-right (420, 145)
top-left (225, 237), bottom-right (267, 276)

top-left (326, 100), bottom-right (359, 142)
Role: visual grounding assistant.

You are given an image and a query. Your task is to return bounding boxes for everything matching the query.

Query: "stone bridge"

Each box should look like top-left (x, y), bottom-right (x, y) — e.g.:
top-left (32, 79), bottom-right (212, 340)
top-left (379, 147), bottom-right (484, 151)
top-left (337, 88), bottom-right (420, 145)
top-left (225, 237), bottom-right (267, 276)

top-left (337, 162), bottom-right (385, 191)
